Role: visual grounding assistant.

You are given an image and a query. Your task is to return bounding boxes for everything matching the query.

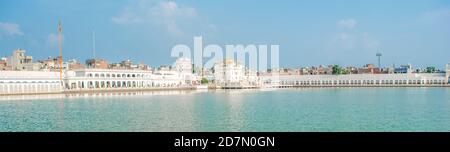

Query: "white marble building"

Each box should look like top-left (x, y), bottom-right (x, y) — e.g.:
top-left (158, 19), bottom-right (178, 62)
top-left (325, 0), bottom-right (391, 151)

top-left (151, 70), bottom-right (184, 87)
top-left (213, 59), bottom-right (245, 87)
top-left (0, 71), bottom-right (63, 95)
top-left (173, 57), bottom-right (197, 84)
top-left (263, 73), bottom-right (448, 87)
top-left (63, 69), bottom-right (154, 90)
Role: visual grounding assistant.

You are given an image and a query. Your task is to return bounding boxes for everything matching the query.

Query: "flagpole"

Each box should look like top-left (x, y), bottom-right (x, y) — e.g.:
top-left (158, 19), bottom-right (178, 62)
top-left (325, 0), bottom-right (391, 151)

top-left (58, 21), bottom-right (63, 87)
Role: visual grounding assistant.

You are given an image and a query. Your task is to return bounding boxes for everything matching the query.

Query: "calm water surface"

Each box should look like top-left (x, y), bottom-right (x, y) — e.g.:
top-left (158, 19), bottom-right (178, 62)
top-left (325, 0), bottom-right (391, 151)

top-left (0, 88), bottom-right (449, 132)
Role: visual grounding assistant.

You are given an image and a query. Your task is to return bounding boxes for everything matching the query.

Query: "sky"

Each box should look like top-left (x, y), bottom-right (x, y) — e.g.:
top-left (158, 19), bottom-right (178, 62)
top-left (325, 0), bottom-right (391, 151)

top-left (0, 0), bottom-right (449, 69)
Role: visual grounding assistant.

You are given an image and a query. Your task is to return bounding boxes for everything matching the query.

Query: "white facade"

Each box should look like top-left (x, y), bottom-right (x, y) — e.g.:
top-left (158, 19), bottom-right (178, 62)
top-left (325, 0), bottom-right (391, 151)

top-left (446, 64), bottom-right (450, 83)
top-left (63, 68), bottom-right (190, 91)
top-left (0, 71), bottom-right (63, 95)
top-left (243, 70), bottom-right (260, 86)
top-left (152, 70), bottom-right (184, 87)
top-left (1, 64), bottom-right (449, 95)
top-left (173, 57), bottom-right (196, 84)
top-left (213, 59), bottom-right (246, 87)
top-left (263, 73), bottom-right (448, 87)
top-left (64, 69), bottom-right (153, 90)
top-left (173, 57), bottom-right (193, 75)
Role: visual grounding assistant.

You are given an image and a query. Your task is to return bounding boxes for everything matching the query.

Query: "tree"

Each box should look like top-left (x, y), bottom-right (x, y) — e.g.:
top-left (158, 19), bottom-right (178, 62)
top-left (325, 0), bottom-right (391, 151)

top-left (332, 65), bottom-right (349, 75)
top-left (332, 65), bottom-right (342, 75)
top-left (426, 66), bottom-right (435, 73)
top-left (200, 78), bottom-right (209, 84)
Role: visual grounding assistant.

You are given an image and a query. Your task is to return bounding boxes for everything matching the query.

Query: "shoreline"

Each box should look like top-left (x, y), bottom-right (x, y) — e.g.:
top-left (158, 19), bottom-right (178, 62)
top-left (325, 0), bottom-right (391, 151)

top-left (1, 85), bottom-right (449, 97)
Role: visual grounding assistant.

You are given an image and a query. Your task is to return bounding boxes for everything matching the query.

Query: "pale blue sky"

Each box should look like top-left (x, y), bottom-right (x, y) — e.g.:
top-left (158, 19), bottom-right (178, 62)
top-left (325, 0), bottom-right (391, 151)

top-left (0, 0), bottom-right (449, 69)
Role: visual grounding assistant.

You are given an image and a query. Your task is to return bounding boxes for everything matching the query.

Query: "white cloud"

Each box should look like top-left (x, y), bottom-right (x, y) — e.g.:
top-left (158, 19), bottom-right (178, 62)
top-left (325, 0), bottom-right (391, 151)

top-left (47, 33), bottom-right (62, 48)
top-left (330, 32), bottom-right (356, 49)
top-left (0, 22), bottom-right (24, 37)
top-left (417, 9), bottom-right (450, 29)
top-left (112, 0), bottom-right (200, 36)
top-left (361, 32), bottom-right (380, 49)
top-left (328, 32), bottom-right (380, 50)
top-left (329, 19), bottom-right (381, 50)
top-left (111, 8), bottom-right (143, 24)
top-left (337, 19), bottom-right (357, 29)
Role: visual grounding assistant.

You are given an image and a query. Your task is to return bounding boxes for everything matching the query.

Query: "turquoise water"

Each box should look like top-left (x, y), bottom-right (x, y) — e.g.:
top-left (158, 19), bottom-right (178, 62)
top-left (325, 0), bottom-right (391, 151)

top-left (0, 88), bottom-right (449, 132)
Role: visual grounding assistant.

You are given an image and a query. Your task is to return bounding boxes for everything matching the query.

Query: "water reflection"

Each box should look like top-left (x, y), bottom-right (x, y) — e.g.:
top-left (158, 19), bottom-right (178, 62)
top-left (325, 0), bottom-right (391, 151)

top-left (0, 88), bottom-right (449, 131)
top-left (0, 90), bottom-right (199, 101)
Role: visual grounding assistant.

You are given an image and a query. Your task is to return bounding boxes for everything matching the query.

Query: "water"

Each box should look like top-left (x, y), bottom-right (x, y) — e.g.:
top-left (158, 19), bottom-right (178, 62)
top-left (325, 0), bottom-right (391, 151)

top-left (0, 88), bottom-right (449, 132)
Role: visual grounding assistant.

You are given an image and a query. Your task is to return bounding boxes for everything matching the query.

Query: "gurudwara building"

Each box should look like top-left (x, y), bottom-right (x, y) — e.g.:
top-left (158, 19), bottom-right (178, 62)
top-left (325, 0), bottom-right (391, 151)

top-left (213, 59), bottom-right (260, 88)
top-left (0, 56), bottom-right (196, 95)
top-left (63, 69), bottom-right (154, 90)
top-left (0, 71), bottom-right (63, 95)
top-left (263, 69), bottom-right (449, 87)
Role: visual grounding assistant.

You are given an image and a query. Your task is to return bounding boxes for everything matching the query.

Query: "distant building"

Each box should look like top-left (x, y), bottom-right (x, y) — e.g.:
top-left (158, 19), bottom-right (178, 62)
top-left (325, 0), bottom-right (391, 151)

top-left (6, 49), bottom-right (40, 71)
top-left (109, 59), bottom-right (149, 70)
top-left (213, 59), bottom-right (245, 87)
top-left (173, 57), bottom-right (196, 84)
top-left (345, 66), bottom-right (359, 74)
top-left (137, 62), bottom-right (150, 70)
top-left (157, 65), bottom-right (172, 71)
top-left (38, 56), bottom-right (63, 70)
top-left (173, 57), bottom-right (193, 75)
top-left (67, 59), bottom-right (85, 70)
top-left (0, 57), bottom-right (8, 70)
top-left (395, 64), bottom-right (413, 74)
top-left (86, 59), bottom-right (109, 69)
top-left (121, 59), bottom-right (132, 68)
top-left (358, 64), bottom-right (382, 74)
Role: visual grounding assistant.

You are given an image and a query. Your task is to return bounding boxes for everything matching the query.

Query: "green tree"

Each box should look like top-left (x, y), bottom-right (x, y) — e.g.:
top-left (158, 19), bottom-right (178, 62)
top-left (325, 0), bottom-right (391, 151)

top-left (426, 66), bottom-right (435, 73)
top-left (332, 65), bottom-right (349, 75)
top-left (332, 65), bottom-right (341, 75)
top-left (200, 78), bottom-right (209, 84)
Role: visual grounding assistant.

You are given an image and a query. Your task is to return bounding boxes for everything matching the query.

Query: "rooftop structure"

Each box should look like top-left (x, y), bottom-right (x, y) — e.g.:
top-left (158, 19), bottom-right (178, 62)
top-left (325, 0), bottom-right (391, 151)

top-left (85, 59), bottom-right (109, 69)
top-left (376, 52), bottom-right (382, 68)
top-left (6, 49), bottom-right (40, 71)
top-left (213, 59), bottom-right (245, 87)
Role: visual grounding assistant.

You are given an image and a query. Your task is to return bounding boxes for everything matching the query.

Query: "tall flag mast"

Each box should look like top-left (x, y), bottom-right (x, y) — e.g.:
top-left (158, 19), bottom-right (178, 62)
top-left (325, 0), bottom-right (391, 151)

top-left (58, 20), bottom-right (63, 86)
top-left (92, 31), bottom-right (96, 59)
